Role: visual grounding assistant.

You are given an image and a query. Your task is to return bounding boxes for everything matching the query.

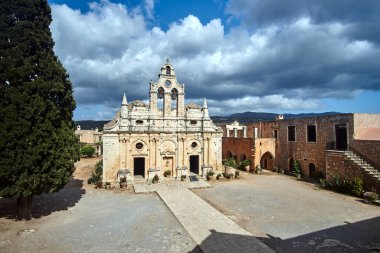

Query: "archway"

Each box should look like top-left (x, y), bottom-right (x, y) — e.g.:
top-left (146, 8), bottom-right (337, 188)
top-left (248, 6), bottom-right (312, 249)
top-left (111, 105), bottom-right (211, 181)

top-left (240, 154), bottom-right (247, 162)
top-left (260, 152), bottom-right (274, 170)
top-left (309, 163), bottom-right (316, 178)
top-left (288, 157), bottom-right (295, 172)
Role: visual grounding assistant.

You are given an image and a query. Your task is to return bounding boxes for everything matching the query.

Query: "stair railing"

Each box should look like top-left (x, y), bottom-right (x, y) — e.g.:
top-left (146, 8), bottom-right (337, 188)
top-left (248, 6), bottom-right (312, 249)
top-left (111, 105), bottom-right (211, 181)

top-left (347, 144), bottom-right (380, 173)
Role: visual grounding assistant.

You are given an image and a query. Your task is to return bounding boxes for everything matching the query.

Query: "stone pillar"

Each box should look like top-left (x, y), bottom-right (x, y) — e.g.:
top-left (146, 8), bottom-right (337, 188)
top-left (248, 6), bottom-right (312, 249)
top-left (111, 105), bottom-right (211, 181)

top-left (234, 128), bottom-right (237, 138)
top-left (178, 93), bottom-right (185, 117)
top-left (182, 138), bottom-right (186, 166)
top-left (226, 128), bottom-right (230, 137)
top-left (243, 127), bottom-right (247, 138)
top-left (149, 90), bottom-right (157, 114)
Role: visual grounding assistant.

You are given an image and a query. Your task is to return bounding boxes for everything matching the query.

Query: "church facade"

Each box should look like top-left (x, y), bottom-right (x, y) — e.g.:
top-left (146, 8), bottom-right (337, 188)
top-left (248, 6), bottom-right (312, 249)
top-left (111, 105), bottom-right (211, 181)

top-left (102, 61), bottom-right (223, 183)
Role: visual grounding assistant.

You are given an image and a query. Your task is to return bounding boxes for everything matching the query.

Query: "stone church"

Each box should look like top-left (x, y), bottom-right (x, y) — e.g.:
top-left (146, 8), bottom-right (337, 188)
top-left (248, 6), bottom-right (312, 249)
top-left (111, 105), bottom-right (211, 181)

top-left (102, 60), bottom-right (222, 183)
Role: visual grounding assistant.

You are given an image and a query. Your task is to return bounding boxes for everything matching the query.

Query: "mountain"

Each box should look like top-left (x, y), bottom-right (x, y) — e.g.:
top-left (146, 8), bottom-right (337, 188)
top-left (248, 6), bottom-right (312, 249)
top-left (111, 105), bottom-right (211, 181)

top-left (75, 111), bottom-right (341, 129)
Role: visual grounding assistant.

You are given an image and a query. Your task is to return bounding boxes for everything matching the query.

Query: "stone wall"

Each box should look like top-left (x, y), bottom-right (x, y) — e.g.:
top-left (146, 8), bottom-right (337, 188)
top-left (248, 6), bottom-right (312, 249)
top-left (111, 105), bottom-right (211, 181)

top-left (326, 151), bottom-right (380, 193)
top-left (352, 140), bottom-right (380, 166)
top-left (222, 137), bottom-right (254, 170)
top-left (275, 114), bottom-right (353, 177)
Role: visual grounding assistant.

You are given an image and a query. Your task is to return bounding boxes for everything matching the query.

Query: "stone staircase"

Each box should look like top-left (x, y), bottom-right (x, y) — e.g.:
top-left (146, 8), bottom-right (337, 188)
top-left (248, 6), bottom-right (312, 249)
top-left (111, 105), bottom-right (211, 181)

top-left (344, 150), bottom-right (380, 182)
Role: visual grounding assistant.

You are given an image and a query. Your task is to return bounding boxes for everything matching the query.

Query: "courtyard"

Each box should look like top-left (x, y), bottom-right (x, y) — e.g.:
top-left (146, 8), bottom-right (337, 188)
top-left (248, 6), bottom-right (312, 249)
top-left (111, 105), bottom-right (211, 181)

top-left (1, 158), bottom-right (379, 252)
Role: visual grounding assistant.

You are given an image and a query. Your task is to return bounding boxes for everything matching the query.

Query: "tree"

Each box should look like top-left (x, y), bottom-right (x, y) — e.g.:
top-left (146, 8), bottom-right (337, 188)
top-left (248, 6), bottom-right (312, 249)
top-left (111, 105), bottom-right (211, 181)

top-left (0, 0), bottom-right (80, 219)
top-left (80, 146), bottom-right (95, 157)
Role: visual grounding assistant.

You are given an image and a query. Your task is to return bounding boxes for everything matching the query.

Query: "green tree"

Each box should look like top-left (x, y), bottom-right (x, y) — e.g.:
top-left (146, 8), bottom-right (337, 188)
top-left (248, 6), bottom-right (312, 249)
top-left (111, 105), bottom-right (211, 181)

top-left (81, 146), bottom-right (95, 157)
top-left (0, 0), bottom-right (80, 219)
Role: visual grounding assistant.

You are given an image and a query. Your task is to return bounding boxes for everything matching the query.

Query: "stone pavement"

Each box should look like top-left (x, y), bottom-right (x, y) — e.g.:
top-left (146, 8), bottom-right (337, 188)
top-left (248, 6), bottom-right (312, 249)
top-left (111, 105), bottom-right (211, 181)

top-left (157, 188), bottom-right (274, 253)
top-left (133, 179), bottom-right (210, 193)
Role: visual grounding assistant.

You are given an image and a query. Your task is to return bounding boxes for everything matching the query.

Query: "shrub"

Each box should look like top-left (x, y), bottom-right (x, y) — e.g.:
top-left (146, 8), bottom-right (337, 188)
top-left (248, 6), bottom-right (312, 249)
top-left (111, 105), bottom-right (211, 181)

top-left (351, 177), bottom-right (364, 197)
top-left (235, 170), bottom-right (240, 178)
top-left (207, 170), bottom-right (215, 176)
top-left (216, 173), bottom-right (222, 180)
top-left (319, 178), bottom-right (326, 188)
top-left (223, 157), bottom-right (237, 168)
top-left (88, 160), bottom-right (103, 185)
top-left (241, 160), bottom-right (251, 167)
top-left (293, 161), bottom-right (301, 175)
top-left (273, 167), bottom-right (278, 173)
top-left (225, 173), bottom-right (234, 179)
top-left (81, 146), bottom-right (95, 157)
top-left (164, 170), bottom-right (171, 177)
top-left (363, 192), bottom-right (379, 203)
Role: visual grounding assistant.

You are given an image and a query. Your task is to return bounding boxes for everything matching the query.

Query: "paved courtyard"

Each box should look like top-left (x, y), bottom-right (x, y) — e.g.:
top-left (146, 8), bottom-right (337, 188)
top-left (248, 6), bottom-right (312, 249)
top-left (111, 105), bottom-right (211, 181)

top-left (193, 171), bottom-right (380, 252)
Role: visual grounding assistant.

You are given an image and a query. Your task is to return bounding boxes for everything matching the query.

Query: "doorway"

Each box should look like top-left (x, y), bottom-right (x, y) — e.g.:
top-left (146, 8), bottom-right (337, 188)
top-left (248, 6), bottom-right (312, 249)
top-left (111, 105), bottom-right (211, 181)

top-left (309, 163), bottom-right (316, 178)
top-left (335, 124), bottom-right (347, 150)
top-left (134, 158), bottom-right (145, 178)
top-left (289, 158), bottom-right (295, 172)
top-left (189, 155), bottom-right (199, 174)
top-left (260, 152), bottom-right (274, 170)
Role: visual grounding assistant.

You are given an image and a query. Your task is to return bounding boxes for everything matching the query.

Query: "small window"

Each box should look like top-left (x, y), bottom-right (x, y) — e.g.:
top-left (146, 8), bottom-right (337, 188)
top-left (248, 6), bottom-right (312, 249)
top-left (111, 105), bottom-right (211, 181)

top-left (190, 120), bottom-right (197, 125)
top-left (307, 125), bottom-right (316, 142)
top-left (288, 126), bottom-right (296, 142)
top-left (136, 142), bottom-right (143, 149)
top-left (165, 80), bottom-right (171, 87)
top-left (273, 130), bottom-right (278, 139)
top-left (191, 142), bottom-right (197, 148)
top-left (166, 66), bottom-right (171, 75)
top-left (136, 120), bottom-right (143, 125)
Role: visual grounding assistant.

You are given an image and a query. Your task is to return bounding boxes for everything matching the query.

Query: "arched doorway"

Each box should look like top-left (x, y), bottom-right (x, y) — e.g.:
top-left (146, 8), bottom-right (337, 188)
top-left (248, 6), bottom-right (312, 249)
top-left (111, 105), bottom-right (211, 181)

top-left (309, 163), bottom-right (316, 178)
top-left (240, 154), bottom-right (247, 162)
top-left (288, 158), bottom-right (295, 172)
top-left (260, 152), bottom-right (274, 170)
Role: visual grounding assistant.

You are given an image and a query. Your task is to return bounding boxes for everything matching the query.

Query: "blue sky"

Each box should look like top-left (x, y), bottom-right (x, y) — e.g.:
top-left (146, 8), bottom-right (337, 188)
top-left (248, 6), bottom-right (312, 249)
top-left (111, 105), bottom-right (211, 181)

top-left (47, 0), bottom-right (380, 120)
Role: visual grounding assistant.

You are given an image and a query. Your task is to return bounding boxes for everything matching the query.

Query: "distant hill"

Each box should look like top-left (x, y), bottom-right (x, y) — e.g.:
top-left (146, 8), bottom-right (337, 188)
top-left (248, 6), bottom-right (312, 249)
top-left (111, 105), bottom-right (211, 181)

top-left (75, 111), bottom-right (341, 129)
top-left (75, 120), bottom-right (109, 131)
top-left (218, 111), bottom-right (341, 124)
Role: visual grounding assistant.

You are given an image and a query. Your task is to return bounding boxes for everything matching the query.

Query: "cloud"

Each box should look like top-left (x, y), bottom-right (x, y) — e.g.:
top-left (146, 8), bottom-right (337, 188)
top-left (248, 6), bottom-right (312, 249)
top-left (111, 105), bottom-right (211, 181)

top-left (50, 0), bottom-right (380, 119)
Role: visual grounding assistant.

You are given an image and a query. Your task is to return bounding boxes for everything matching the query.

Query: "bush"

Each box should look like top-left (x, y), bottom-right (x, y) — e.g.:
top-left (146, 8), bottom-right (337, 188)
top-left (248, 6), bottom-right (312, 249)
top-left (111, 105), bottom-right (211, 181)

top-left (207, 170), bottom-right (215, 176)
top-left (273, 167), bottom-right (278, 173)
top-left (88, 160), bottom-right (103, 185)
top-left (351, 177), bottom-right (364, 197)
top-left (81, 146), bottom-right (95, 157)
top-left (216, 173), bottom-right (222, 180)
top-left (293, 161), bottom-right (301, 175)
top-left (235, 170), bottom-right (240, 178)
top-left (164, 170), bottom-right (171, 177)
top-left (223, 158), bottom-right (237, 168)
top-left (363, 192), bottom-right (379, 203)
top-left (225, 173), bottom-right (234, 179)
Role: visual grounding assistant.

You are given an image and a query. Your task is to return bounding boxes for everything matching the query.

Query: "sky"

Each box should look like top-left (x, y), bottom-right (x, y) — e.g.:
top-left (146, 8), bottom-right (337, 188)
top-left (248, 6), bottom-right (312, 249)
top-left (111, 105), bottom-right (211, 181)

top-left (47, 0), bottom-right (380, 120)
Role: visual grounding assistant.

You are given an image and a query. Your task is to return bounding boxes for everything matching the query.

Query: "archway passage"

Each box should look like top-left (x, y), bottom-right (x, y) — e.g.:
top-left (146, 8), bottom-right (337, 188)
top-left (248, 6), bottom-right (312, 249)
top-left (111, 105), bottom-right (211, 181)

top-left (260, 152), bottom-right (274, 170)
top-left (189, 155), bottom-right (199, 174)
top-left (134, 158), bottom-right (145, 178)
top-left (309, 163), bottom-right (316, 178)
top-left (289, 158), bottom-right (295, 172)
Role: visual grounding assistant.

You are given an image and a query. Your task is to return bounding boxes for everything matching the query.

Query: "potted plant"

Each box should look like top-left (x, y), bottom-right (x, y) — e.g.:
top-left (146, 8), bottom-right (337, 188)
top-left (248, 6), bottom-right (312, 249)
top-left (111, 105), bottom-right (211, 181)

top-left (363, 192), bottom-right (379, 204)
top-left (280, 168), bottom-right (285, 174)
top-left (255, 165), bottom-right (262, 174)
top-left (216, 173), bottom-right (222, 180)
top-left (105, 182), bottom-right (111, 189)
top-left (241, 160), bottom-right (251, 172)
top-left (164, 170), bottom-right (171, 177)
top-left (181, 175), bottom-right (186, 181)
top-left (206, 170), bottom-right (215, 181)
top-left (120, 177), bottom-right (127, 189)
top-left (152, 174), bottom-right (159, 184)
top-left (235, 170), bottom-right (240, 179)
top-left (294, 161), bottom-right (301, 178)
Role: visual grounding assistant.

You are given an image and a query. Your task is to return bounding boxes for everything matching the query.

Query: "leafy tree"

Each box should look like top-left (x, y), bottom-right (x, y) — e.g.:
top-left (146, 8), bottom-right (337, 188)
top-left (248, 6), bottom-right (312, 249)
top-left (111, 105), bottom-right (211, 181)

top-left (81, 146), bottom-right (95, 157)
top-left (0, 0), bottom-right (80, 219)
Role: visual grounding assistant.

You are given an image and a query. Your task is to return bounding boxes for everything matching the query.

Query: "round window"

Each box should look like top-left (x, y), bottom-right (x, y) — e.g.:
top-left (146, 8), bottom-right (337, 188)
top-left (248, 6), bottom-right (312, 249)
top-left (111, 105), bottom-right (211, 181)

top-left (165, 80), bottom-right (171, 87)
top-left (191, 142), bottom-right (197, 148)
top-left (136, 142), bottom-right (143, 150)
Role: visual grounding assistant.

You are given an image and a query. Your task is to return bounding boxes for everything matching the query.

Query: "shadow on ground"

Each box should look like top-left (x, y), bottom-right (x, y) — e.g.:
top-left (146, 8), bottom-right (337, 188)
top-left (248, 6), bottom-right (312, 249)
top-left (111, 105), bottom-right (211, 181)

top-left (0, 177), bottom-right (86, 219)
top-left (261, 216), bottom-right (380, 253)
top-left (188, 229), bottom-right (272, 253)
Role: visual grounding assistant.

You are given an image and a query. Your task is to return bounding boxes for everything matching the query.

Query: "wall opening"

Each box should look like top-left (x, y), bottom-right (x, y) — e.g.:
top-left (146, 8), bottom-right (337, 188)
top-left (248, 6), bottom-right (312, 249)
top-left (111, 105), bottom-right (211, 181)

top-left (309, 163), bottom-right (316, 178)
top-left (157, 87), bottom-right (164, 111)
top-left (260, 152), bottom-right (274, 170)
top-left (134, 158), bottom-right (145, 178)
top-left (189, 155), bottom-right (199, 174)
top-left (335, 124), bottom-right (347, 150)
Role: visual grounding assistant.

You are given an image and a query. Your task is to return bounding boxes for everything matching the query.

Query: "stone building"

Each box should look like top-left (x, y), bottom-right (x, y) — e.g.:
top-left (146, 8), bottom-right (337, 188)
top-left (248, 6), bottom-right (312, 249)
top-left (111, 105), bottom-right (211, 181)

top-left (75, 125), bottom-right (103, 156)
top-left (222, 114), bottom-right (380, 192)
top-left (102, 61), bottom-right (223, 183)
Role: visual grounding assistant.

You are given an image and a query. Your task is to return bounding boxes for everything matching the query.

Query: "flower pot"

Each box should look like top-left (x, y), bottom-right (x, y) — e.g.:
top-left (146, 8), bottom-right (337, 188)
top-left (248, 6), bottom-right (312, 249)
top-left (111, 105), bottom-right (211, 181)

top-left (244, 165), bottom-right (250, 172)
top-left (296, 173), bottom-right (301, 179)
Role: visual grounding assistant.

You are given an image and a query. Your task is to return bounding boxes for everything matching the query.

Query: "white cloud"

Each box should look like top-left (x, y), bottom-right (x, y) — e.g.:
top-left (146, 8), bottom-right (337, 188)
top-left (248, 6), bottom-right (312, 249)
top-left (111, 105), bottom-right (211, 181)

top-left (50, 0), bottom-right (380, 119)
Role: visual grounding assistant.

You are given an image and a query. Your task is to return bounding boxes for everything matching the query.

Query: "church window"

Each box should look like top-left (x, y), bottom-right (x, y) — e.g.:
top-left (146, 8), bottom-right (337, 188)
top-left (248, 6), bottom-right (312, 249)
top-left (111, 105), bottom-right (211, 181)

top-left (166, 66), bottom-right (171, 75)
top-left (190, 120), bottom-right (197, 125)
top-left (136, 142), bottom-right (143, 149)
top-left (136, 120), bottom-right (143, 125)
top-left (157, 87), bottom-right (164, 110)
top-left (191, 142), bottom-right (197, 148)
top-left (165, 80), bottom-right (171, 87)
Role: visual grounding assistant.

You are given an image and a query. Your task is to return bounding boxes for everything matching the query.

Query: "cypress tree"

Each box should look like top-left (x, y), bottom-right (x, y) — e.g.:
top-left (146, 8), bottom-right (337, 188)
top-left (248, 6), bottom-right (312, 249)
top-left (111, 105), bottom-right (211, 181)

top-left (0, 0), bottom-right (80, 219)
